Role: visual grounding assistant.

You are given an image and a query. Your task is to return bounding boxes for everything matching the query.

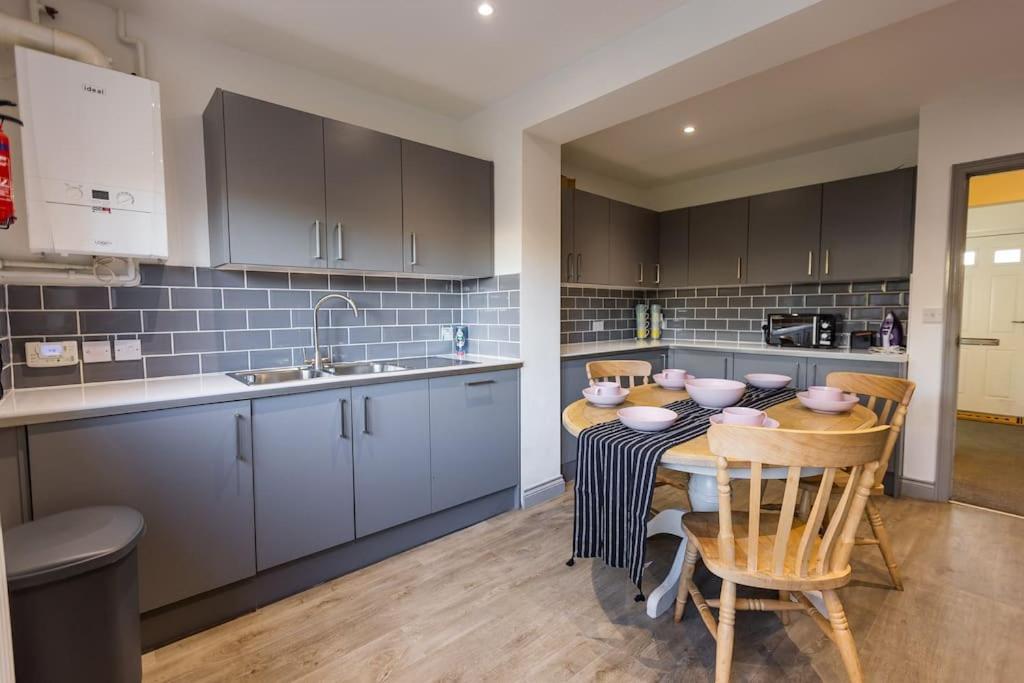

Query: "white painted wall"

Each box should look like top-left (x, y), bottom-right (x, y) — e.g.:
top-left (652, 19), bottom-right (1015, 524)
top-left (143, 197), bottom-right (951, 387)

top-left (0, 0), bottom-right (465, 267)
top-left (903, 75), bottom-right (1024, 487)
top-left (561, 161), bottom-right (653, 209)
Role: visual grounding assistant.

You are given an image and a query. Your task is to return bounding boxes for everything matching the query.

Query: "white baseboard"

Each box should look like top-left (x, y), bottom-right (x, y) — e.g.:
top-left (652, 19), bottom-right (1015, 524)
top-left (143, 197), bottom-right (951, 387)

top-left (522, 476), bottom-right (566, 508)
top-left (899, 477), bottom-right (939, 501)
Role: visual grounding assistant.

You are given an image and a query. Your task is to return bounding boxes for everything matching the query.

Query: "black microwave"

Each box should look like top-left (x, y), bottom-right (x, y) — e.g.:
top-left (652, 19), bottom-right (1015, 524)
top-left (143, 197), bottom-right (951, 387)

top-left (764, 313), bottom-right (837, 348)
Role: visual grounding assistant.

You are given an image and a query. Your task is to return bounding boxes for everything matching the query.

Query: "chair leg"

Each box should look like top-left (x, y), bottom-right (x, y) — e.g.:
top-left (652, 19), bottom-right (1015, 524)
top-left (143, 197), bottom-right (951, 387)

top-left (821, 590), bottom-right (864, 683)
top-left (674, 541), bottom-right (700, 623)
top-left (715, 581), bottom-right (737, 683)
top-left (865, 498), bottom-right (903, 591)
top-left (778, 590), bottom-right (791, 624)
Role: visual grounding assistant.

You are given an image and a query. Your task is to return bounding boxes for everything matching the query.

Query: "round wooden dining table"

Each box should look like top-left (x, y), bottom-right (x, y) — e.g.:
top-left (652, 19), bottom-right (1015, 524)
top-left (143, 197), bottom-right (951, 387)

top-left (562, 383), bottom-right (876, 619)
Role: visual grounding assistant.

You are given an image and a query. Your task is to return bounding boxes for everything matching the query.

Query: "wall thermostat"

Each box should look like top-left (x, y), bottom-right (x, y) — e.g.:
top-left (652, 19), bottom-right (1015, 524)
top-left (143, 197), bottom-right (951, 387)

top-left (25, 340), bottom-right (79, 368)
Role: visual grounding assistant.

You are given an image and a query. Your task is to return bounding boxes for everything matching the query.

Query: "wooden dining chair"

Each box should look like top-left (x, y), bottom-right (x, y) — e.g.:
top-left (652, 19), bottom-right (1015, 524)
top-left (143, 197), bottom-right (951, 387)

top-left (586, 359), bottom-right (652, 387)
top-left (797, 372), bottom-right (915, 590)
top-left (674, 423), bottom-right (890, 682)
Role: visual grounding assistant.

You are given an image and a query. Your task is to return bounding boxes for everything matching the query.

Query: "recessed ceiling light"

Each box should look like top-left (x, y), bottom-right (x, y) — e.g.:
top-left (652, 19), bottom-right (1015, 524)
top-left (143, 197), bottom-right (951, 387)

top-left (682, 125), bottom-right (696, 135)
top-left (477, 2), bottom-right (494, 16)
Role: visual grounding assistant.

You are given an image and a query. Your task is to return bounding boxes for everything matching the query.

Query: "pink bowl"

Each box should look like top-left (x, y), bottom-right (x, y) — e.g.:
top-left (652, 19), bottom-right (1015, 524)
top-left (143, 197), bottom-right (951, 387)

top-left (808, 385), bottom-right (844, 401)
top-left (709, 414), bottom-right (780, 429)
top-left (617, 406), bottom-right (677, 432)
top-left (685, 378), bottom-right (747, 409)
top-left (797, 391), bottom-right (859, 414)
top-left (582, 386), bottom-right (629, 407)
top-left (744, 373), bottom-right (792, 390)
top-left (653, 371), bottom-right (695, 390)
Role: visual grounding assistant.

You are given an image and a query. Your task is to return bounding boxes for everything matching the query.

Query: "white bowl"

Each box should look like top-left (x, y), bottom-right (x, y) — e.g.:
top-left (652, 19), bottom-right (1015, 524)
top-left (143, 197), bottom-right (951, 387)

top-left (709, 413), bottom-right (780, 429)
top-left (653, 371), bottom-right (695, 390)
top-left (617, 406), bottom-right (677, 432)
top-left (582, 386), bottom-right (629, 407)
top-left (685, 378), bottom-right (747, 409)
top-left (796, 391), bottom-right (859, 414)
top-left (744, 373), bottom-right (792, 390)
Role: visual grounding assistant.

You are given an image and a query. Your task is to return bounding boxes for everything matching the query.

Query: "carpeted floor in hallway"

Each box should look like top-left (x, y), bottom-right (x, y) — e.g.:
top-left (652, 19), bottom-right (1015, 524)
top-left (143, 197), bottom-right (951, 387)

top-left (954, 418), bottom-right (1024, 516)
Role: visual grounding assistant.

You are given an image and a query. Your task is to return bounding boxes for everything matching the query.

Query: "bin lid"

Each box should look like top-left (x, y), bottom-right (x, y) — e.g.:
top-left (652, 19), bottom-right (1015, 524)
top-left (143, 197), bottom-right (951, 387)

top-left (4, 506), bottom-right (145, 590)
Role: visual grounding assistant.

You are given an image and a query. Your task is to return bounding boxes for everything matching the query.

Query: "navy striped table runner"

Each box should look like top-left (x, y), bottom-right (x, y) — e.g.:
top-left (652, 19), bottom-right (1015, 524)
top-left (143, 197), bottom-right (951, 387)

top-left (571, 387), bottom-right (798, 592)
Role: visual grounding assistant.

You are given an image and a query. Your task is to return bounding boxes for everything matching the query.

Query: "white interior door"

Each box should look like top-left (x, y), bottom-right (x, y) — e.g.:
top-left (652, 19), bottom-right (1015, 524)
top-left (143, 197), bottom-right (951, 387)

top-left (958, 232), bottom-right (1024, 416)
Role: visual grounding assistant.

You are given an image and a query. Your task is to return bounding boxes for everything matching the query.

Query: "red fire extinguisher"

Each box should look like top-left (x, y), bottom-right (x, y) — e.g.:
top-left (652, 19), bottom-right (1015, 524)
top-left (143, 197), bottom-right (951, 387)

top-left (0, 100), bottom-right (25, 230)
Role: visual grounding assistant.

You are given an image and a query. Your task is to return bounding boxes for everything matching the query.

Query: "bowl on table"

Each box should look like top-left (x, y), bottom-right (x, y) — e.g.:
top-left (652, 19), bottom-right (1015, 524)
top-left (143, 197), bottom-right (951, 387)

top-left (796, 391), bottom-right (859, 414)
top-left (744, 373), bottom-right (792, 390)
top-left (617, 406), bottom-right (678, 432)
top-left (684, 378), bottom-right (747, 409)
top-left (582, 385), bottom-right (629, 407)
top-left (709, 413), bottom-right (780, 429)
top-left (807, 385), bottom-right (845, 401)
top-left (653, 369), bottom-right (695, 390)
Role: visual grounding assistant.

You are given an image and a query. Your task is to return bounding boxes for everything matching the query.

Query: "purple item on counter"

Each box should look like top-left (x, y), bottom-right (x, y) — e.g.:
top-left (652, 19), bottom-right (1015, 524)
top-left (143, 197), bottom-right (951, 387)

top-left (879, 310), bottom-right (904, 348)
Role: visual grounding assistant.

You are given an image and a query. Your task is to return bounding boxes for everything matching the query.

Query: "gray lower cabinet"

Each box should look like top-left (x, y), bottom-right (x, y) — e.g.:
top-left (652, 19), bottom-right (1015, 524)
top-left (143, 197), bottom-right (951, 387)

top-left (731, 353), bottom-right (806, 388)
top-left (352, 380), bottom-right (431, 537)
top-left (0, 427), bottom-right (24, 530)
top-left (429, 370), bottom-right (519, 511)
top-left (669, 348), bottom-right (732, 378)
top-left (252, 389), bottom-right (355, 571)
top-left (688, 198), bottom-right (748, 286)
top-left (747, 185), bottom-right (822, 284)
top-left (27, 401), bottom-right (256, 612)
top-left (805, 358), bottom-right (905, 385)
top-left (658, 208), bottom-right (689, 288)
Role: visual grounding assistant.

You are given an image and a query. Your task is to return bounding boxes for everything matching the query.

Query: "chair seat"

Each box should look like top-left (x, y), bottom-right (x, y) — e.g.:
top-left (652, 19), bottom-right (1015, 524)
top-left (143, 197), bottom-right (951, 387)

top-left (682, 512), bottom-right (852, 591)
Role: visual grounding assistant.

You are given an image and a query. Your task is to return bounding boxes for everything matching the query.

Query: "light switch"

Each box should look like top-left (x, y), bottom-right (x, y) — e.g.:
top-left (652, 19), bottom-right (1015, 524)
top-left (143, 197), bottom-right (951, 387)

top-left (114, 339), bottom-right (143, 361)
top-left (82, 340), bottom-right (112, 364)
top-left (922, 307), bottom-right (943, 324)
top-left (592, 321), bottom-right (605, 332)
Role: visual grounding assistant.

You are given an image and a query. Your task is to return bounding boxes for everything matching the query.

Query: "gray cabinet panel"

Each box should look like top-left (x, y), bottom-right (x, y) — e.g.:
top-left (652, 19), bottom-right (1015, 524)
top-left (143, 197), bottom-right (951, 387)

top-left (732, 353), bottom-right (806, 388)
top-left (429, 370), bottom-right (519, 511)
top-left (609, 201), bottom-right (658, 287)
top-left (252, 389), bottom-right (355, 571)
top-left (0, 428), bottom-right (25, 530)
top-left (747, 185), bottom-right (822, 284)
top-left (220, 91), bottom-right (327, 269)
top-left (658, 209), bottom-right (689, 288)
top-left (821, 168), bottom-right (916, 281)
top-left (561, 180), bottom-right (575, 282)
top-left (688, 198), bottom-right (748, 286)
top-left (560, 357), bottom-right (589, 477)
top-left (28, 401), bottom-right (256, 612)
top-left (806, 358), bottom-right (904, 386)
top-left (352, 380), bottom-right (431, 536)
top-left (401, 141), bottom-right (493, 277)
top-left (324, 120), bottom-right (404, 272)
top-left (573, 190), bottom-right (610, 285)
top-left (669, 348), bottom-right (732, 379)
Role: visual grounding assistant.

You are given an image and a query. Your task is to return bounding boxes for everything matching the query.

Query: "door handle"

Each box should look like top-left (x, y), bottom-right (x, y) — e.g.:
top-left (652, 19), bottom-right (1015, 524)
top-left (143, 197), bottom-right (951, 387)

top-left (410, 233), bottom-right (418, 266)
top-left (959, 337), bottom-right (1000, 346)
top-left (824, 249), bottom-right (830, 275)
top-left (637, 263), bottom-right (643, 283)
top-left (313, 220), bottom-right (322, 259)
top-left (362, 396), bottom-right (371, 434)
top-left (576, 254), bottom-right (582, 282)
top-left (655, 263), bottom-right (661, 285)
top-left (736, 256), bottom-right (742, 280)
top-left (234, 413), bottom-right (245, 462)
top-left (567, 253), bottom-right (574, 282)
top-left (807, 251), bottom-right (813, 276)
top-left (466, 379), bottom-right (496, 387)
top-left (339, 398), bottom-right (348, 439)
top-left (335, 222), bottom-right (344, 260)
top-left (1013, 320), bottom-right (1024, 324)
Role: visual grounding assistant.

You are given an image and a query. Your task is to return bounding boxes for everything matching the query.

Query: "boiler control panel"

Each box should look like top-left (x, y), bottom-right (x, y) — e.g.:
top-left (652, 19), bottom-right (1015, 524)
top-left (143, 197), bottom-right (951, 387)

top-left (25, 340), bottom-right (80, 368)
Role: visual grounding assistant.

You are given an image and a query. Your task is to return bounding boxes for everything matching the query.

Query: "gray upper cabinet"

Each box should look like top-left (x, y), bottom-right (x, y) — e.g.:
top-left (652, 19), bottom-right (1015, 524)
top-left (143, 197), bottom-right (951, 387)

top-left (252, 389), bottom-right (355, 571)
top-left (747, 185), bottom-right (822, 284)
top-left (658, 208), bottom-right (689, 288)
top-left (27, 401), bottom-right (256, 612)
top-left (324, 120), bottom-right (404, 272)
top-left (820, 168), bottom-right (916, 281)
top-left (352, 380), bottom-right (431, 537)
top-left (429, 370), bottom-right (519, 511)
top-left (206, 90), bottom-right (327, 269)
top-left (688, 198), bottom-right (749, 286)
top-left (401, 140), bottom-right (494, 277)
top-left (561, 179), bottom-right (575, 282)
top-left (572, 190), bottom-right (611, 285)
top-left (609, 200), bottom-right (658, 287)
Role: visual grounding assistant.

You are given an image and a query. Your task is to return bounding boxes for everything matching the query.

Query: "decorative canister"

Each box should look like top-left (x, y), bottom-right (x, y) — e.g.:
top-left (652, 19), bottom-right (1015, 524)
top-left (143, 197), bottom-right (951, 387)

top-left (635, 303), bottom-right (649, 339)
top-left (650, 304), bottom-right (663, 340)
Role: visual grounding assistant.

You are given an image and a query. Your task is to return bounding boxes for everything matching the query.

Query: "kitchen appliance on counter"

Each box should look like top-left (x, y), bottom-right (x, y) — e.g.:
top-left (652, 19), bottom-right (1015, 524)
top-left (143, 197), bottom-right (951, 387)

top-left (763, 313), bottom-right (837, 348)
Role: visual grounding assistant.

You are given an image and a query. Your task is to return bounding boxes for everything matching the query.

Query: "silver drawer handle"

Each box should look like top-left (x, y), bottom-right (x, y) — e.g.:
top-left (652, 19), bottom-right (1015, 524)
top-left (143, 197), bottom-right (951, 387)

top-left (314, 220), bottom-right (322, 259)
top-left (336, 222), bottom-right (344, 260)
top-left (466, 379), bottom-right (496, 387)
top-left (362, 396), bottom-right (371, 434)
top-left (736, 256), bottom-right (742, 280)
top-left (960, 337), bottom-right (1000, 346)
top-left (339, 398), bottom-right (348, 439)
top-left (807, 251), bottom-right (813, 276)
top-left (824, 248), bottom-right (830, 275)
top-left (576, 253), bottom-right (582, 281)
top-left (234, 413), bottom-right (245, 461)
top-left (410, 233), bottom-right (418, 266)
top-left (567, 253), bottom-right (574, 281)
top-left (655, 263), bottom-right (661, 285)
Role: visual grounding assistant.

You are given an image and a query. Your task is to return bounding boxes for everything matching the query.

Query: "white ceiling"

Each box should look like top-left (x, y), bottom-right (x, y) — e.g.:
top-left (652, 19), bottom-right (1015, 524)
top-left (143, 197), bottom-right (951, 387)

top-left (562, 0), bottom-right (1024, 187)
top-left (102, 0), bottom-right (691, 118)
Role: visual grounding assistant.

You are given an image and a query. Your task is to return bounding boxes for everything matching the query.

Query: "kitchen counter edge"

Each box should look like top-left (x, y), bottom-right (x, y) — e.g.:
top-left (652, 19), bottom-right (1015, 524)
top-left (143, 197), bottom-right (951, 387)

top-left (560, 340), bottom-right (908, 363)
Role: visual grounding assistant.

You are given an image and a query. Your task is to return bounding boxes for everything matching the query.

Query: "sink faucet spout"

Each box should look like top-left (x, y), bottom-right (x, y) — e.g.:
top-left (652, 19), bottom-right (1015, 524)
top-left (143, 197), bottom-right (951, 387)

top-left (312, 293), bottom-right (360, 372)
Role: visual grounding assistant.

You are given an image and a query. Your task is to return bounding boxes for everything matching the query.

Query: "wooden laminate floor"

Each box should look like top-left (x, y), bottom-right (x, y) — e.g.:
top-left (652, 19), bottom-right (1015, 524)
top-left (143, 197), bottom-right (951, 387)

top-left (143, 482), bottom-right (1023, 682)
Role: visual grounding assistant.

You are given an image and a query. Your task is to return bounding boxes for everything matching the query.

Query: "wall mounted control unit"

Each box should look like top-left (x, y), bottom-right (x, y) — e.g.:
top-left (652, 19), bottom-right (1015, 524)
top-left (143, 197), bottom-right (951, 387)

top-left (14, 46), bottom-right (167, 258)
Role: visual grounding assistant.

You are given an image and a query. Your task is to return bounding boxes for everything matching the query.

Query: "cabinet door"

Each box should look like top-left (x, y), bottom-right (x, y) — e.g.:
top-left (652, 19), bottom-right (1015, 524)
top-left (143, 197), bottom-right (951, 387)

top-left (28, 402), bottom-right (256, 612)
top-left (560, 358), bottom-right (589, 479)
top-left (732, 353), bottom-right (806, 388)
top-left (402, 141), bottom-right (494, 277)
top-left (0, 428), bottom-right (24, 530)
top-left (252, 389), bottom-right (355, 571)
top-left (658, 208), bottom-right (689, 288)
top-left (324, 120), bottom-right (404, 272)
top-left (561, 179), bottom-right (575, 282)
top-left (573, 190), bottom-right (610, 285)
top-left (821, 168), bottom-right (916, 281)
top-left (747, 185), bottom-right (822, 284)
top-left (670, 348), bottom-right (732, 379)
top-left (609, 201), bottom-right (658, 287)
top-left (352, 380), bottom-right (431, 536)
top-left (806, 358), bottom-right (904, 386)
top-left (221, 92), bottom-right (327, 269)
top-left (429, 370), bottom-right (519, 511)
top-left (688, 198), bottom-right (748, 286)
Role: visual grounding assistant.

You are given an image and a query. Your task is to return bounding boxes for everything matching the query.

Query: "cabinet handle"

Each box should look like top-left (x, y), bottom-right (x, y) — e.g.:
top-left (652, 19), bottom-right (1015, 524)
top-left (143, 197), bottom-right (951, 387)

top-left (466, 379), bottom-right (496, 387)
top-left (567, 253), bottom-right (574, 282)
top-left (576, 254), bottom-right (582, 281)
top-left (655, 263), bottom-right (661, 285)
top-left (807, 251), bottom-right (813, 276)
top-left (314, 220), bottom-right (322, 259)
top-left (637, 263), bottom-right (643, 283)
top-left (335, 222), bottom-right (344, 260)
top-left (339, 398), bottom-right (348, 439)
top-left (362, 396), bottom-right (371, 434)
top-left (824, 249), bottom-right (830, 275)
top-left (234, 413), bottom-right (245, 462)
top-left (410, 233), bottom-right (418, 266)
top-left (795, 363), bottom-right (801, 388)
top-left (723, 357), bottom-right (728, 378)
top-left (736, 256), bottom-right (742, 280)
top-left (811, 362), bottom-right (818, 386)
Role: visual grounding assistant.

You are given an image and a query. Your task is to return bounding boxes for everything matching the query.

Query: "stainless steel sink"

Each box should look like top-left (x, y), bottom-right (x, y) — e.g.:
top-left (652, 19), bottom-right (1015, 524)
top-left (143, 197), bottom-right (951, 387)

top-left (325, 362), bottom-right (406, 376)
top-left (227, 367), bottom-right (326, 386)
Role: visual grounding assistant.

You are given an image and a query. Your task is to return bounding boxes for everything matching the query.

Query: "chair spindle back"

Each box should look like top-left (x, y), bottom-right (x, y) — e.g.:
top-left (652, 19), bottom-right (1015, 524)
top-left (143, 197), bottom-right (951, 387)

top-left (586, 360), bottom-right (653, 388)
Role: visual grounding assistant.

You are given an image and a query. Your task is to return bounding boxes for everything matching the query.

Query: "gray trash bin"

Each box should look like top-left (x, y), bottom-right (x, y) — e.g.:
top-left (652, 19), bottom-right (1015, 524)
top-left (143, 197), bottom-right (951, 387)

top-left (4, 506), bottom-right (145, 683)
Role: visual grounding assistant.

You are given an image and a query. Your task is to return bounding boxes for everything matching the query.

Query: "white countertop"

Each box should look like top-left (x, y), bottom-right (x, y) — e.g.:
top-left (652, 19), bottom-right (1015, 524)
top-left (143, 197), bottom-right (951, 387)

top-left (0, 355), bottom-right (522, 428)
top-left (560, 339), bottom-right (908, 363)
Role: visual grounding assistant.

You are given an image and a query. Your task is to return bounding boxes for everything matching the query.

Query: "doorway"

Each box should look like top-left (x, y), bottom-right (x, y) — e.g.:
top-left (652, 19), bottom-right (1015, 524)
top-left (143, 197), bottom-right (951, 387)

top-left (947, 165), bottom-right (1024, 515)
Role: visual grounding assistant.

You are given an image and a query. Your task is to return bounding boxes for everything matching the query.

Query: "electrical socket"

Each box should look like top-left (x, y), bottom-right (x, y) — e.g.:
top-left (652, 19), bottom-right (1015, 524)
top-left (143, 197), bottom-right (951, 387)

top-left (592, 321), bottom-right (604, 332)
top-left (114, 339), bottom-right (142, 361)
top-left (82, 340), bottom-right (112, 364)
top-left (441, 326), bottom-right (454, 341)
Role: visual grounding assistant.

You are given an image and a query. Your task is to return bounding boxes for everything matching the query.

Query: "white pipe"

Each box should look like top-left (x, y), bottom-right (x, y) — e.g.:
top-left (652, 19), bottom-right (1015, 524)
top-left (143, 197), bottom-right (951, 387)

top-left (26, 0), bottom-right (42, 24)
top-left (0, 258), bottom-right (93, 271)
top-left (0, 258), bottom-right (139, 286)
top-left (115, 9), bottom-right (146, 78)
top-left (0, 10), bottom-right (109, 67)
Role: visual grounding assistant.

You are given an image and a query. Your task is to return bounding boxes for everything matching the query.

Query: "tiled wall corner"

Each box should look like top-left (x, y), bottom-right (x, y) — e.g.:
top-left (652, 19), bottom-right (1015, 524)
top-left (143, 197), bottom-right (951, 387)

top-left (560, 284), bottom-right (658, 344)
top-left (1, 285), bottom-right (11, 393)
top-left (461, 273), bottom-right (520, 358)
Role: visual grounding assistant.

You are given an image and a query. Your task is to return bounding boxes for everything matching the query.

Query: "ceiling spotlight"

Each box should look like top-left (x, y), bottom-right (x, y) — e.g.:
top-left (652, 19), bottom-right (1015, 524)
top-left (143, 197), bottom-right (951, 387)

top-left (682, 125), bottom-right (696, 135)
top-left (477, 2), bottom-right (494, 16)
